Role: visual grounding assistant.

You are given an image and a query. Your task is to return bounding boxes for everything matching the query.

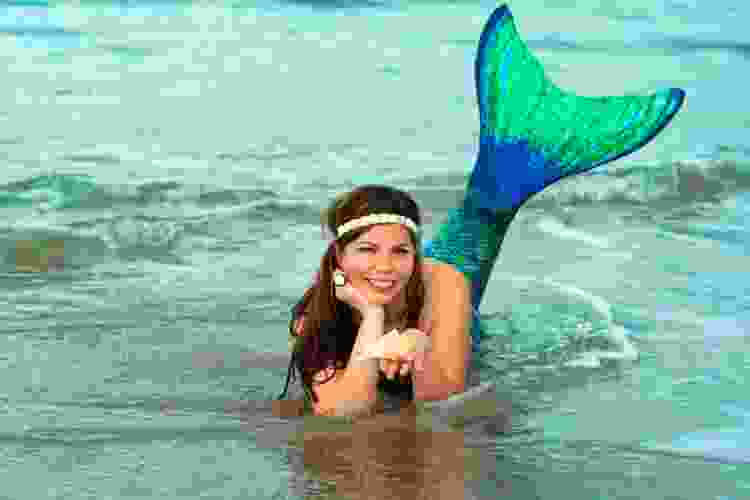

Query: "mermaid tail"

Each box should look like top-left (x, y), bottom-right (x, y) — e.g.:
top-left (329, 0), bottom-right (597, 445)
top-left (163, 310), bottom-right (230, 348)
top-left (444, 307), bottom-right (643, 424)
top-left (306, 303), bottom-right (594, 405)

top-left (422, 5), bottom-right (685, 351)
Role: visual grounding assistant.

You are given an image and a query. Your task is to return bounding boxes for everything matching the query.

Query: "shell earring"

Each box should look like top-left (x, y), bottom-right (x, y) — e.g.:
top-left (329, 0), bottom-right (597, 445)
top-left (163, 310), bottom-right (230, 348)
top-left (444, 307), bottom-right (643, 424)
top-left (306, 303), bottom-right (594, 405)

top-left (333, 270), bottom-right (346, 287)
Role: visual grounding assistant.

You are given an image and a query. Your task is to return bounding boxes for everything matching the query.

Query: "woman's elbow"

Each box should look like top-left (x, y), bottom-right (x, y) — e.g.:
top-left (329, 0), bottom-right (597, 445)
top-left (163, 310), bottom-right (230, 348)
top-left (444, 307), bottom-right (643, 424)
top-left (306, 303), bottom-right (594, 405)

top-left (313, 398), bottom-right (380, 418)
top-left (413, 373), bottom-right (465, 401)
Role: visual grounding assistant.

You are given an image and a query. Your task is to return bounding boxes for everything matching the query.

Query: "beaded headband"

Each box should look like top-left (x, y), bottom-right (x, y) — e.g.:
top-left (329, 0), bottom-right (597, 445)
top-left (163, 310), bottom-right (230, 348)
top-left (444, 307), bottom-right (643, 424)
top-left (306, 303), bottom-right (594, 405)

top-left (336, 213), bottom-right (419, 239)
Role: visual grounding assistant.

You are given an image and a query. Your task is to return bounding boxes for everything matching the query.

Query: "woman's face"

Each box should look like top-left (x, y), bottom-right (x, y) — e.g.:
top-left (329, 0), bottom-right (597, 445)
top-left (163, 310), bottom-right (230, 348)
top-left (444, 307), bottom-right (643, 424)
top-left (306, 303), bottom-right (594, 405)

top-left (336, 224), bottom-right (416, 307)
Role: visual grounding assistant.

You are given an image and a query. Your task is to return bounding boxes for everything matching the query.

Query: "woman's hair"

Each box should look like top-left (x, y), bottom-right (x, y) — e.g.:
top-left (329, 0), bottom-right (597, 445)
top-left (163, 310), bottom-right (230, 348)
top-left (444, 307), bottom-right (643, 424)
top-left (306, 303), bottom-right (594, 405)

top-left (278, 184), bottom-right (426, 403)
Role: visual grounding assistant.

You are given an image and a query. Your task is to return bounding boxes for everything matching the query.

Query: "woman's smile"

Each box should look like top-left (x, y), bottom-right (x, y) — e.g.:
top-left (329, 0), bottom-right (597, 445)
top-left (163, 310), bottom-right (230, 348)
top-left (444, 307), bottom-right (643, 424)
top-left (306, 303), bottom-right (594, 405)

top-left (366, 277), bottom-right (397, 291)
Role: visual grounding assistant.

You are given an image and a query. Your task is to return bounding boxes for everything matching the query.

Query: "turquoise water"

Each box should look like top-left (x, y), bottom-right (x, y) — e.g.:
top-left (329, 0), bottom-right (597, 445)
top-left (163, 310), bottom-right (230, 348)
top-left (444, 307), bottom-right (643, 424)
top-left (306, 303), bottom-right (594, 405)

top-left (1, 1), bottom-right (749, 499)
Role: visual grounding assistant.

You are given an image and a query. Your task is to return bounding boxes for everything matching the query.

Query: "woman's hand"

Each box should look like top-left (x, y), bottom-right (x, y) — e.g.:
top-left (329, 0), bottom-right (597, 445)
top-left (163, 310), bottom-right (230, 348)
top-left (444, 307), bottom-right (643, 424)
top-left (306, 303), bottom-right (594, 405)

top-left (333, 269), bottom-right (383, 317)
top-left (380, 352), bottom-right (427, 381)
top-left (379, 329), bottom-right (428, 380)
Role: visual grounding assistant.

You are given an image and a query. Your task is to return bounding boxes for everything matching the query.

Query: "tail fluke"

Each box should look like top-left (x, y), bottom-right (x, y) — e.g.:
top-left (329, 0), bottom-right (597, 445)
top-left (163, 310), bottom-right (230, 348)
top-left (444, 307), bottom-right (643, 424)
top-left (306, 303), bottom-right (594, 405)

top-left (469, 4), bottom-right (685, 212)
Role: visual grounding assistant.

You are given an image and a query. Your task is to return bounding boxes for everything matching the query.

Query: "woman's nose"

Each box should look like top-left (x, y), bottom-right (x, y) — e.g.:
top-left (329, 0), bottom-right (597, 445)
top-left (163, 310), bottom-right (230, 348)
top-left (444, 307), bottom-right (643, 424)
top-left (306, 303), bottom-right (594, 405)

top-left (371, 253), bottom-right (396, 270)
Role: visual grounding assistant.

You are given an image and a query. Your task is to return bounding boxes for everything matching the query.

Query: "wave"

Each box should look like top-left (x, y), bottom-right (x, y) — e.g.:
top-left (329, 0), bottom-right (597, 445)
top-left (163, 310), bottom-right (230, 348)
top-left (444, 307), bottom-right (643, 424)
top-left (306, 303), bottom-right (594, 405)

top-left (405, 158), bottom-right (750, 215)
top-left (7, 156), bottom-right (750, 217)
top-left (661, 38), bottom-right (750, 59)
top-left (525, 158), bottom-right (750, 208)
top-left (1, 158), bottom-right (746, 274)
top-left (0, 174), bottom-right (302, 214)
top-left (0, 3), bottom-right (90, 49)
top-left (479, 272), bottom-right (638, 375)
top-left (644, 423), bottom-right (750, 465)
top-left (2, 422), bottom-right (252, 446)
top-left (0, 174), bottom-right (326, 274)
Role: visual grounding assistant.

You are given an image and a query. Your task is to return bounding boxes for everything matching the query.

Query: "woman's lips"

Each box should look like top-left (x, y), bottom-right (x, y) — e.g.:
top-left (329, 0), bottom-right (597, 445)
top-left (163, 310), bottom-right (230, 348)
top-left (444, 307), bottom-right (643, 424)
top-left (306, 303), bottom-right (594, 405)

top-left (366, 278), bottom-right (396, 290)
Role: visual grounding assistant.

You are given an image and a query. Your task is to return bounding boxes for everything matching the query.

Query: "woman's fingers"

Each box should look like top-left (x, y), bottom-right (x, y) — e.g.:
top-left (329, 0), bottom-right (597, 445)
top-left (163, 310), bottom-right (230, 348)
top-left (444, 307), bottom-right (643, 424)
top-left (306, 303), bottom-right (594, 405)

top-left (379, 355), bottom-right (424, 379)
top-left (381, 359), bottom-right (402, 380)
top-left (387, 359), bottom-right (399, 379)
top-left (379, 358), bottom-right (394, 379)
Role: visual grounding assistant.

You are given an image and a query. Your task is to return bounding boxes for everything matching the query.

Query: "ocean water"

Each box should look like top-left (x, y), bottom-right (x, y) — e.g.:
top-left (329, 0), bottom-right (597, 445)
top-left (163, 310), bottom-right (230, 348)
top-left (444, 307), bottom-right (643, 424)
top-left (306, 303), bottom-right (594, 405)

top-left (1, 0), bottom-right (749, 499)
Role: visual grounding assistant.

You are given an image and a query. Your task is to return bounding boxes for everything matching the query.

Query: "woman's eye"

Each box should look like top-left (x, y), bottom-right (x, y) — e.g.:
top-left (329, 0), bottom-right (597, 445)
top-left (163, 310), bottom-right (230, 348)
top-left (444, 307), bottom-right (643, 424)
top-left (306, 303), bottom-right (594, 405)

top-left (359, 248), bottom-right (410, 254)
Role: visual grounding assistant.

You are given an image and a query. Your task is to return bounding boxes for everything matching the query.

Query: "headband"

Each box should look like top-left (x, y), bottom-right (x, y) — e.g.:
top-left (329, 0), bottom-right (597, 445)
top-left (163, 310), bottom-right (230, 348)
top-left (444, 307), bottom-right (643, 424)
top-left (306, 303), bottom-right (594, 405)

top-left (336, 213), bottom-right (419, 239)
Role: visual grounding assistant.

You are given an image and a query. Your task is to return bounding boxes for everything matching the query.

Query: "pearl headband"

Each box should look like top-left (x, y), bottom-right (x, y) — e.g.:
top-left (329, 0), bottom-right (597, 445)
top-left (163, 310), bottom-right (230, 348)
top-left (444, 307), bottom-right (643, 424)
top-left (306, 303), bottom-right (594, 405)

top-left (336, 214), bottom-right (419, 239)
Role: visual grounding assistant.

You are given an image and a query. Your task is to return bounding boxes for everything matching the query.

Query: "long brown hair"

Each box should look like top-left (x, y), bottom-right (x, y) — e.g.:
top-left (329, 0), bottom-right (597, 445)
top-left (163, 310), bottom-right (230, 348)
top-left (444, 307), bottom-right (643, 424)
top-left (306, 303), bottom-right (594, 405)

top-left (278, 185), bottom-right (426, 403)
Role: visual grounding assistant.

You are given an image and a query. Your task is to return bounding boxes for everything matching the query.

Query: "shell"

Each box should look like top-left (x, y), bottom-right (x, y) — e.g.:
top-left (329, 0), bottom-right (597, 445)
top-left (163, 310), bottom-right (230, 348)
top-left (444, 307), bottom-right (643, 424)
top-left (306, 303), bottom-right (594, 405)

top-left (354, 328), bottom-right (431, 361)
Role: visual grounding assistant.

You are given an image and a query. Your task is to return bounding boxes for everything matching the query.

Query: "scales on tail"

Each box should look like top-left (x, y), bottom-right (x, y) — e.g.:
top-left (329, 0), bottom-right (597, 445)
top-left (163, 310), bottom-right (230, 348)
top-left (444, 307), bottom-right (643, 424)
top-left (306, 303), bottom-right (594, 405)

top-left (423, 4), bottom-right (685, 339)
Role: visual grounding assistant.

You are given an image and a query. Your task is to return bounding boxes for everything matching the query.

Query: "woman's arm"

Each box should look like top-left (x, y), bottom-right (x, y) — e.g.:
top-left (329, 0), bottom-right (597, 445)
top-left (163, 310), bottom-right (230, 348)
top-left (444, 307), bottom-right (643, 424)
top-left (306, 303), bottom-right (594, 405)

top-left (412, 262), bottom-right (471, 401)
top-left (311, 307), bottom-right (386, 417)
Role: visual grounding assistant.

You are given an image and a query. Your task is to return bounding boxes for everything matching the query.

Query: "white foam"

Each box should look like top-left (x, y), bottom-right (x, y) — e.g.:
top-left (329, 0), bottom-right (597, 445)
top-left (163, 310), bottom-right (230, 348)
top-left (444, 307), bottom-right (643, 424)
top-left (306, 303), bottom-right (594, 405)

top-left (498, 274), bottom-right (639, 365)
top-left (536, 217), bottom-right (611, 248)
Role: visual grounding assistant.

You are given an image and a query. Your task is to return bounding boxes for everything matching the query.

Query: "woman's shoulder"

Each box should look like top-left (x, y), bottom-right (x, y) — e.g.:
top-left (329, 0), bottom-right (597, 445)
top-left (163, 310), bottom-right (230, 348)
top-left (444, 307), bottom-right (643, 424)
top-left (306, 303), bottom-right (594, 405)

top-left (421, 258), bottom-right (467, 296)
top-left (417, 258), bottom-right (443, 333)
top-left (418, 258), bottom-right (471, 330)
top-left (422, 257), bottom-right (464, 279)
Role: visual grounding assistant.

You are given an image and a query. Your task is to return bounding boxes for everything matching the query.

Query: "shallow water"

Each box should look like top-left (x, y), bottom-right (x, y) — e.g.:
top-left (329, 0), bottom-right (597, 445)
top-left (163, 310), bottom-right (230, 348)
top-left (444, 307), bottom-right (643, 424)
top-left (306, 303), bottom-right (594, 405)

top-left (0, 1), bottom-right (748, 499)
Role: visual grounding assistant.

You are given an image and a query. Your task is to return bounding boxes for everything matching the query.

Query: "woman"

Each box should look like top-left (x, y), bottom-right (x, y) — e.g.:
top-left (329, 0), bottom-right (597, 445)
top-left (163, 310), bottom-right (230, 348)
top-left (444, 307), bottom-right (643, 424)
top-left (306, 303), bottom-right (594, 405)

top-left (287, 185), bottom-right (472, 417)
top-left (277, 4), bottom-right (685, 418)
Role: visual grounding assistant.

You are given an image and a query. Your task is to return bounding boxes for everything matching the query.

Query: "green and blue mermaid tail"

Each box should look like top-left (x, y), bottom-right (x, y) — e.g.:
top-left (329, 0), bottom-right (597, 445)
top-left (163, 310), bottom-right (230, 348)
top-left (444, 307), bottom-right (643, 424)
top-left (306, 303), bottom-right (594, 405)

top-left (422, 4), bottom-right (685, 352)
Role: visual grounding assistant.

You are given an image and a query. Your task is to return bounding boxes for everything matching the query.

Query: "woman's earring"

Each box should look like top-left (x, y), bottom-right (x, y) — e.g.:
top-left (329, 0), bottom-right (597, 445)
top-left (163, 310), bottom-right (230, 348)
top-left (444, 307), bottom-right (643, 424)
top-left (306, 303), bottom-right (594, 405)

top-left (333, 270), bottom-right (346, 287)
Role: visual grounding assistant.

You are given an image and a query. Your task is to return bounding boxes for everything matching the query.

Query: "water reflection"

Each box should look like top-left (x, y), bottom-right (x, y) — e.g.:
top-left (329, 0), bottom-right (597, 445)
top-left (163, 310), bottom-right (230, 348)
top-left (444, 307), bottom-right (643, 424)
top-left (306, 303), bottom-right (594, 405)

top-left (273, 401), bottom-right (515, 500)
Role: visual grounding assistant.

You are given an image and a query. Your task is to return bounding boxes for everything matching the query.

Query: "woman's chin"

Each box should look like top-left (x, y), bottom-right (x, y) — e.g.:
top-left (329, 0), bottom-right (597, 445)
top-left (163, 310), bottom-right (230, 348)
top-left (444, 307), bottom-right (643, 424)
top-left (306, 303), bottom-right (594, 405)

top-left (366, 294), bottom-right (392, 305)
top-left (366, 287), bottom-right (402, 304)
